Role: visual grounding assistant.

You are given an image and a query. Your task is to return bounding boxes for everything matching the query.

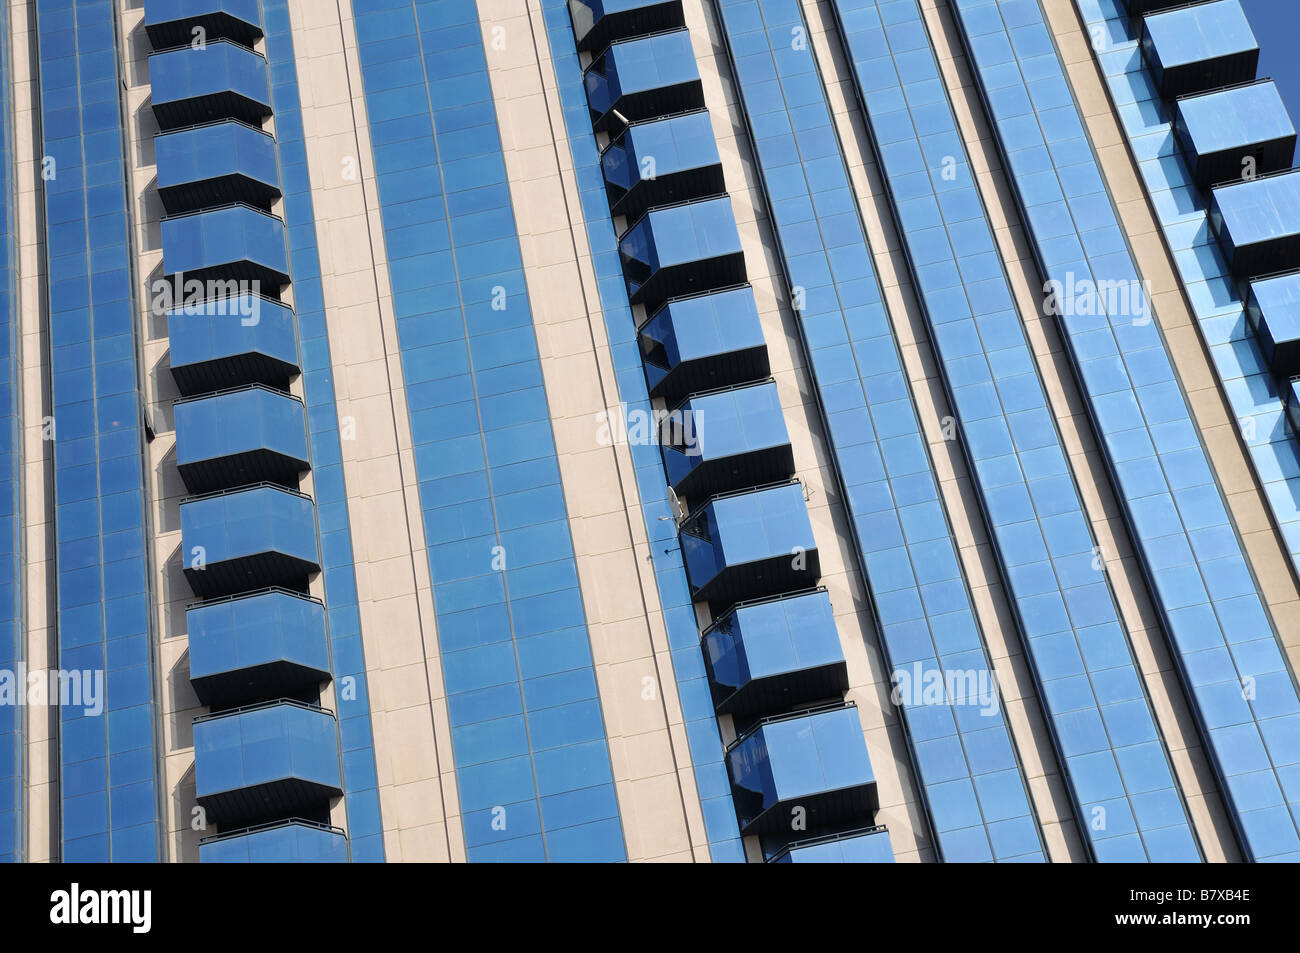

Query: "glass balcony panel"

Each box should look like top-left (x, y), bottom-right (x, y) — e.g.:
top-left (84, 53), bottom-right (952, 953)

top-left (149, 40), bottom-right (272, 129)
top-left (702, 589), bottom-right (847, 720)
top-left (199, 819), bottom-right (347, 863)
top-left (602, 111), bottom-right (723, 222)
top-left (188, 589), bottom-right (331, 707)
top-left (570, 0), bottom-right (685, 53)
top-left (619, 196), bottom-right (746, 314)
top-left (1209, 169), bottom-right (1300, 278)
top-left (161, 204), bottom-right (290, 288)
top-left (770, 826), bottom-right (895, 863)
top-left (1245, 270), bottom-right (1300, 377)
top-left (145, 0), bottom-right (264, 50)
top-left (194, 701), bottom-right (342, 828)
top-left (1287, 378), bottom-right (1300, 435)
top-left (726, 705), bottom-right (878, 836)
top-left (639, 285), bottom-right (768, 402)
top-left (680, 481), bottom-right (819, 610)
top-left (168, 295), bottom-right (299, 395)
top-left (175, 386), bottom-right (309, 493)
top-left (180, 484), bottom-right (320, 597)
top-left (1141, 0), bottom-right (1259, 98)
top-left (584, 30), bottom-right (703, 132)
top-left (155, 120), bottom-right (281, 214)
top-left (662, 380), bottom-right (793, 500)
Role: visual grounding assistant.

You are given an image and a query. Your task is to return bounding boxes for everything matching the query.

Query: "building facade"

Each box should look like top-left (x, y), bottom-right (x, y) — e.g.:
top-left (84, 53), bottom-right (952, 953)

top-left (0, 0), bottom-right (1298, 863)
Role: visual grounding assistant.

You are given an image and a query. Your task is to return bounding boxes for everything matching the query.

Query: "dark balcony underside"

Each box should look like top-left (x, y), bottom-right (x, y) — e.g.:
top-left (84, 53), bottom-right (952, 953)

top-left (732, 782), bottom-right (878, 838)
top-left (668, 443), bottom-right (795, 502)
top-left (191, 659), bottom-right (330, 710)
top-left (184, 551), bottom-right (318, 599)
top-left (153, 91), bottom-right (272, 131)
top-left (178, 447), bottom-right (307, 495)
top-left (146, 13), bottom-right (263, 50)
top-left (170, 351), bottom-right (297, 397)
top-left (711, 661), bottom-right (850, 724)
top-left (688, 552), bottom-right (821, 613)
top-left (197, 776), bottom-right (341, 829)
top-left (159, 173), bottom-right (281, 216)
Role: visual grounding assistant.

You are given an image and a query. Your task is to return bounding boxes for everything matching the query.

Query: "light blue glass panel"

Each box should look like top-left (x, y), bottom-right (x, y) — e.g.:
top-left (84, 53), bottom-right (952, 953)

top-left (831, 0), bottom-right (1199, 862)
top-left (584, 28), bottom-right (702, 130)
top-left (1246, 270), bottom-right (1300, 377)
top-left (1174, 82), bottom-right (1295, 187)
top-left (1141, 0), bottom-right (1258, 96)
top-left (1210, 170), bottom-right (1300, 276)
top-left (772, 826), bottom-right (895, 863)
top-left (148, 39), bottom-right (272, 127)
top-left (193, 701), bottom-right (342, 803)
top-left (352, 0), bottom-right (624, 863)
top-left (200, 820), bottom-right (348, 863)
top-left (715, 0), bottom-right (1045, 863)
top-left (160, 204), bottom-right (290, 285)
top-left (1070, 0), bottom-right (1300, 578)
top-left (953, 0), bottom-right (1300, 862)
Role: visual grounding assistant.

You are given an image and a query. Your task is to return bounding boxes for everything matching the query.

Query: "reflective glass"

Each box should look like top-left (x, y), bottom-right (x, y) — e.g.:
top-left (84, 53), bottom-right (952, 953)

top-left (833, 0), bottom-right (1199, 861)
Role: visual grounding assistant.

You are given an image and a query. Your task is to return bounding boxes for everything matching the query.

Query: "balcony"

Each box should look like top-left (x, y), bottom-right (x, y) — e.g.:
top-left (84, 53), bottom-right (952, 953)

top-left (601, 111), bottom-right (723, 223)
top-left (161, 204), bottom-right (290, 288)
top-left (1174, 81), bottom-right (1296, 189)
top-left (619, 197), bottom-right (746, 314)
top-left (199, 819), bottom-right (347, 863)
top-left (193, 700), bottom-right (342, 828)
top-left (1245, 270), bottom-right (1300, 377)
top-left (149, 40), bottom-right (272, 129)
top-left (769, 826), bottom-right (895, 863)
top-left (702, 589), bottom-right (848, 721)
top-left (726, 704), bottom-right (878, 836)
top-left (1287, 378), bottom-right (1300, 434)
top-left (1209, 169), bottom-right (1300, 278)
top-left (661, 380), bottom-right (793, 501)
top-left (584, 30), bottom-right (703, 133)
top-left (145, 0), bottom-right (264, 50)
top-left (1141, 0), bottom-right (1259, 99)
top-left (639, 285), bottom-right (768, 403)
top-left (180, 483), bottom-right (320, 598)
top-left (175, 386), bottom-right (309, 493)
top-left (188, 588), bottom-right (331, 708)
top-left (569, 0), bottom-right (685, 54)
top-left (679, 481), bottom-right (819, 610)
top-left (168, 295), bottom-right (300, 396)
top-left (155, 120), bottom-right (281, 214)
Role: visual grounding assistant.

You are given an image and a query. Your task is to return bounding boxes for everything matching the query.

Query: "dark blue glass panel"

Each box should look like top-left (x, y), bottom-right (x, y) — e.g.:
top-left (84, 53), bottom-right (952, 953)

top-left (179, 484), bottom-right (320, 597)
top-left (726, 705), bottom-right (879, 837)
top-left (193, 701), bottom-right (342, 827)
top-left (353, 0), bottom-right (625, 863)
top-left (174, 385), bottom-right (309, 492)
top-left (38, 0), bottom-right (161, 862)
top-left (161, 204), bottom-right (290, 287)
top-left (702, 589), bottom-right (846, 719)
top-left (167, 295), bottom-right (300, 395)
top-left (639, 285), bottom-right (768, 402)
top-left (602, 110), bottom-right (723, 221)
top-left (662, 380), bottom-right (794, 500)
top-left (145, 0), bottom-right (264, 49)
top-left (188, 589), bottom-right (331, 707)
top-left (155, 120), bottom-right (281, 213)
top-left (584, 28), bottom-right (703, 131)
top-left (570, 0), bottom-right (685, 53)
top-left (619, 196), bottom-right (745, 312)
top-left (149, 39), bottom-right (273, 128)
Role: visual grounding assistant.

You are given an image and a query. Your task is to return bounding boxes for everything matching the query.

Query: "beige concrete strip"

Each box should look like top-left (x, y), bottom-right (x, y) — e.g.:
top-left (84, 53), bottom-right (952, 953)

top-left (293, 0), bottom-right (464, 862)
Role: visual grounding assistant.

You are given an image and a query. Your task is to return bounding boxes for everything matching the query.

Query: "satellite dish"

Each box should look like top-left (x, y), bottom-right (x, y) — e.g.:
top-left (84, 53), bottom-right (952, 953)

top-left (666, 486), bottom-right (687, 527)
